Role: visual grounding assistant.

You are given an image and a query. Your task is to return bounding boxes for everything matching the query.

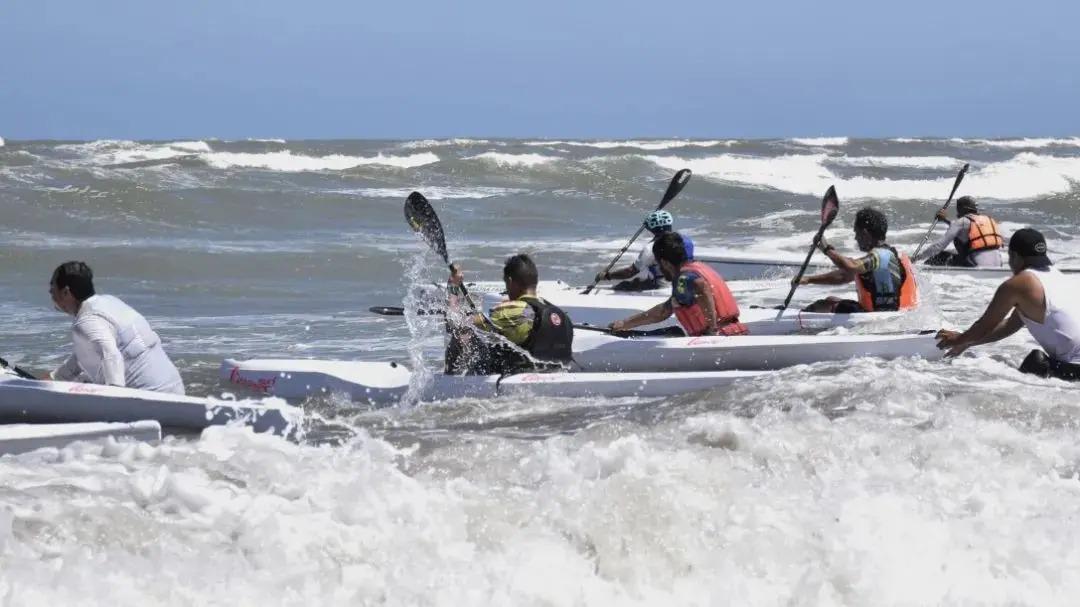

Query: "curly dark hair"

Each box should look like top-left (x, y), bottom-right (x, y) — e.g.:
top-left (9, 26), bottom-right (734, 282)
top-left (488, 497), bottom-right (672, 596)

top-left (853, 208), bottom-right (888, 240)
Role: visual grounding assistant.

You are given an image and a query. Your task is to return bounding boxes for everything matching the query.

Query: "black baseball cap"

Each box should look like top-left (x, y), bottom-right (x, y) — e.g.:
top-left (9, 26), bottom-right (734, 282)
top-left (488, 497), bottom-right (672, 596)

top-left (1009, 228), bottom-right (1052, 266)
top-left (956, 196), bottom-right (978, 214)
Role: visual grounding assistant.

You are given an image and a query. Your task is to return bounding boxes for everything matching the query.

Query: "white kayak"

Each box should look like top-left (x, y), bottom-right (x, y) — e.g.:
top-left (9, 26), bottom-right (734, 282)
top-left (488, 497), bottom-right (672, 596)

top-left (0, 421), bottom-right (161, 456)
top-left (692, 251), bottom-right (1080, 281)
top-left (571, 330), bottom-right (942, 372)
top-left (477, 280), bottom-right (902, 334)
top-left (220, 359), bottom-right (766, 404)
top-left (0, 368), bottom-right (302, 436)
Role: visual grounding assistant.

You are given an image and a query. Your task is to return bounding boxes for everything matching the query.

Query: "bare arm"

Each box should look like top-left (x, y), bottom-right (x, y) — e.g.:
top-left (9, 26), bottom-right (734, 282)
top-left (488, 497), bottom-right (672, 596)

top-left (937, 277), bottom-right (1033, 356)
top-left (801, 268), bottom-right (854, 286)
top-left (819, 246), bottom-right (864, 275)
top-left (609, 300), bottom-right (674, 331)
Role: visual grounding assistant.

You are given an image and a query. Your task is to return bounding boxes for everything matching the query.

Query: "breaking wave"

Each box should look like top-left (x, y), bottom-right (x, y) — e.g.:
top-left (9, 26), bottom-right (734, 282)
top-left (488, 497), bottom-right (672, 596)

top-left (204, 151), bottom-right (440, 171)
top-left (789, 137), bottom-right (850, 147)
top-left (645, 152), bottom-right (1080, 201)
top-left (465, 152), bottom-right (560, 167)
top-left (829, 156), bottom-right (963, 169)
top-left (522, 139), bottom-right (734, 150)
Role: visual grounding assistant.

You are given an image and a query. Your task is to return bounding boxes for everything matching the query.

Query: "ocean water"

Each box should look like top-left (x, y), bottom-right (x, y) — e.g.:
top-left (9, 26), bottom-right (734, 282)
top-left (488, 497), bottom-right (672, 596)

top-left (2, 137), bottom-right (1080, 605)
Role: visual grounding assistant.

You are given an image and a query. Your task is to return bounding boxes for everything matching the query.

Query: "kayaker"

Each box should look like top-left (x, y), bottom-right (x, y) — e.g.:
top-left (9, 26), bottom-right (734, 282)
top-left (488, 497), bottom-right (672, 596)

top-left (913, 196), bottom-right (1006, 267)
top-left (44, 261), bottom-right (185, 394)
top-left (445, 253), bottom-right (574, 375)
top-left (607, 232), bottom-right (746, 336)
top-left (796, 207), bottom-right (919, 313)
top-left (593, 210), bottom-right (695, 291)
top-left (936, 228), bottom-right (1080, 380)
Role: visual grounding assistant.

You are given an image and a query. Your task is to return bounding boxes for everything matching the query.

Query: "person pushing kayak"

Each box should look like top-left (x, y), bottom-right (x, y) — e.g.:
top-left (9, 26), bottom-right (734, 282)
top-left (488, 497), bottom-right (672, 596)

top-left (445, 254), bottom-right (574, 375)
top-left (593, 210), bottom-right (695, 292)
top-left (796, 207), bottom-right (919, 313)
top-left (43, 261), bottom-right (185, 394)
top-left (936, 228), bottom-right (1080, 380)
top-left (608, 232), bottom-right (746, 336)
top-left (913, 196), bottom-right (1006, 268)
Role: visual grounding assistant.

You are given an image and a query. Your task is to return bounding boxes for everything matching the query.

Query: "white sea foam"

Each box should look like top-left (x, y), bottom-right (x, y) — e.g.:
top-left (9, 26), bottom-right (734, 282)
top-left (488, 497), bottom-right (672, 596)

top-left (789, 136), bottom-right (850, 146)
top-left (5, 377), bottom-right (1080, 605)
top-left (732, 208), bottom-right (817, 229)
top-left (247, 138), bottom-right (287, 143)
top-left (104, 141), bottom-right (213, 164)
top-left (337, 186), bottom-right (528, 200)
top-left (960, 137), bottom-right (1080, 149)
top-left (466, 152), bottom-right (559, 167)
top-left (522, 139), bottom-right (734, 150)
top-left (645, 152), bottom-right (1080, 201)
top-left (204, 151), bottom-right (440, 171)
top-left (829, 156), bottom-right (962, 169)
top-left (399, 138), bottom-right (494, 149)
top-left (0, 136), bottom-right (5, 147)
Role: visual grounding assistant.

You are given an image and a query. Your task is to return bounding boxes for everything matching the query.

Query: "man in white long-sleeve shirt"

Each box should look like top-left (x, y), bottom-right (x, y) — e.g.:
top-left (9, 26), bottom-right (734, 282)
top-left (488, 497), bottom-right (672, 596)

top-left (46, 261), bottom-right (185, 394)
top-left (913, 196), bottom-right (1006, 268)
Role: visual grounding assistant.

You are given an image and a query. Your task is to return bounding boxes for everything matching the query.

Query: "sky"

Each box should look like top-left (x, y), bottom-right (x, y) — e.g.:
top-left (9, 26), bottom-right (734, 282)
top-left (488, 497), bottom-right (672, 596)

top-left (3, 0), bottom-right (1079, 140)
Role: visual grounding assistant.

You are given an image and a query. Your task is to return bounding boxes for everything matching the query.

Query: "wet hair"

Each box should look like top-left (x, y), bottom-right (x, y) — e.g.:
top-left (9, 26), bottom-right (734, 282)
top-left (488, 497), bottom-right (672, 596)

top-left (652, 232), bottom-right (689, 266)
top-left (51, 261), bottom-right (96, 301)
top-left (853, 208), bottom-right (888, 241)
top-left (956, 196), bottom-right (978, 215)
top-left (503, 254), bottom-right (539, 288)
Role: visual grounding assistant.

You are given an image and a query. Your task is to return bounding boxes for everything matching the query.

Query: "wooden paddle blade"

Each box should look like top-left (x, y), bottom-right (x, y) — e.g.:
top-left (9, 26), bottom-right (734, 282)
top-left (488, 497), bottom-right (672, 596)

top-left (404, 191), bottom-right (449, 264)
top-left (821, 185), bottom-right (839, 226)
top-left (657, 169), bottom-right (692, 210)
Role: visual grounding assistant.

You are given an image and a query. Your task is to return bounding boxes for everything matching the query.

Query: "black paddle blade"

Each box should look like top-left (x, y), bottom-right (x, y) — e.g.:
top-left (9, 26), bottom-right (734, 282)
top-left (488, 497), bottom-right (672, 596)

top-left (947, 163), bottom-right (970, 202)
top-left (369, 306), bottom-right (405, 316)
top-left (821, 185), bottom-right (839, 227)
top-left (657, 169), bottom-right (692, 210)
top-left (404, 191), bottom-right (449, 264)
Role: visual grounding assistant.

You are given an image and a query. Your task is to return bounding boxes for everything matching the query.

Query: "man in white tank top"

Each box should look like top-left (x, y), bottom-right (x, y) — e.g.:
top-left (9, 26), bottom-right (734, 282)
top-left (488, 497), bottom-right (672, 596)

top-left (936, 229), bottom-right (1080, 380)
top-left (43, 261), bottom-right (185, 394)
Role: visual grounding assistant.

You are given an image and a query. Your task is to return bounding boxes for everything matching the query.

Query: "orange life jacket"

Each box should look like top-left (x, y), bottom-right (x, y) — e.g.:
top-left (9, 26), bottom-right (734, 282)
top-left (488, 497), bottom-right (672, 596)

top-left (964, 214), bottom-right (1004, 252)
top-left (855, 246), bottom-right (919, 312)
top-left (671, 261), bottom-right (747, 336)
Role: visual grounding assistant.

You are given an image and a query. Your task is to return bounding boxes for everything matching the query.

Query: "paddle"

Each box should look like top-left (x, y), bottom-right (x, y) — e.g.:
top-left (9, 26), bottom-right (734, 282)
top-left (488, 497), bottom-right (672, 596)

top-left (581, 169), bottom-right (692, 295)
top-left (911, 163), bottom-right (970, 260)
top-left (369, 305), bottom-right (444, 317)
top-left (404, 191), bottom-right (483, 315)
top-left (366, 306), bottom-right (678, 337)
top-left (777, 186), bottom-right (840, 313)
top-left (0, 356), bottom-right (37, 380)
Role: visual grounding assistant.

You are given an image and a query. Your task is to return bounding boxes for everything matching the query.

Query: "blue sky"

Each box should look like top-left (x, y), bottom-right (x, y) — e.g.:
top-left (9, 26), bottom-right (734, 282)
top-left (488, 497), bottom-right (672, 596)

top-left (3, 0), bottom-right (1078, 140)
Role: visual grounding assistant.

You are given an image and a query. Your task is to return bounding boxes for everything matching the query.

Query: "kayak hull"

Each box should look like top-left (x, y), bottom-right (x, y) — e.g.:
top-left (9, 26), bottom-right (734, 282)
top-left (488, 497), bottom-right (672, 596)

top-left (0, 421), bottom-right (161, 456)
top-left (692, 251), bottom-right (1080, 280)
top-left (475, 281), bottom-right (902, 334)
top-left (571, 331), bottom-right (943, 372)
top-left (220, 359), bottom-right (765, 404)
top-left (0, 371), bottom-right (302, 436)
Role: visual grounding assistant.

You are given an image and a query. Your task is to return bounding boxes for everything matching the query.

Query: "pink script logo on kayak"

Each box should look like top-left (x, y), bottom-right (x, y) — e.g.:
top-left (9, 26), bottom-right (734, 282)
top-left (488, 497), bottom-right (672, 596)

top-left (229, 367), bottom-right (277, 393)
top-left (67, 384), bottom-right (104, 394)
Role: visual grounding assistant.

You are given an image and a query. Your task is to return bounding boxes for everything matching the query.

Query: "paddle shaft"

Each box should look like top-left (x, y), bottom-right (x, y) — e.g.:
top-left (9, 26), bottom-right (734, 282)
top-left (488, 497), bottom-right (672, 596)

top-left (779, 226), bottom-right (828, 312)
top-left (0, 356), bottom-right (37, 380)
top-left (582, 169), bottom-right (691, 295)
top-left (912, 164), bottom-right (970, 259)
top-left (584, 224), bottom-right (649, 294)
